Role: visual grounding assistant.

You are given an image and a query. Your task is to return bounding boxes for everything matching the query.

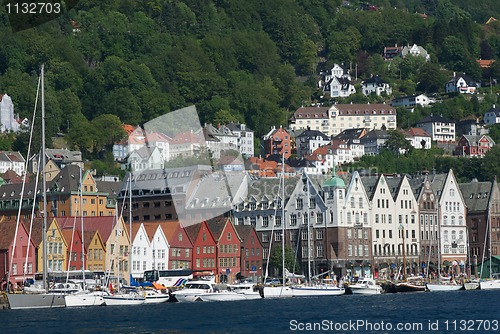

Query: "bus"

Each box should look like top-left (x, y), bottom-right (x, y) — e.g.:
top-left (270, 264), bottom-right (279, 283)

top-left (31, 270), bottom-right (106, 289)
top-left (143, 269), bottom-right (193, 288)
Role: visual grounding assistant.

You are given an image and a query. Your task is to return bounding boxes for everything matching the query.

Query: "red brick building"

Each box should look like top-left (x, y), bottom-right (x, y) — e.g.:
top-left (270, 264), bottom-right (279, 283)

top-left (455, 134), bottom-right (495, 157)
top-left (185, 221), bottom-right (217, 278)
top-left (235, 225), bottom-right (264, 282)
top-left (262, 126), bottom-right (292, 159)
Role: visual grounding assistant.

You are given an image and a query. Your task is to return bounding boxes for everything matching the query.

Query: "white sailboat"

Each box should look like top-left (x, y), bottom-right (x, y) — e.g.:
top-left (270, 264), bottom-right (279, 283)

top-left (7, 65), bottom-right (66, 309)
top-left (102, 174), bottom-right (145, 306)
top-left (65, 173), bottom-right (106, 307)
top-left (291, 173), bottom-right (345, 297)
top-left (261, 155), bottom-right (293, 298)
top-left (479, 207), bottom-right (500, 290)
top-left (426, 220), bottom-right (462, 292)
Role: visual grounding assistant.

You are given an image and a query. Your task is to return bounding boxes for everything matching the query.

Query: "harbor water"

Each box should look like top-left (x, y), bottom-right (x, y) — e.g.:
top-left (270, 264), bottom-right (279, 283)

top-left (1, 290), bottom-right (499, 333)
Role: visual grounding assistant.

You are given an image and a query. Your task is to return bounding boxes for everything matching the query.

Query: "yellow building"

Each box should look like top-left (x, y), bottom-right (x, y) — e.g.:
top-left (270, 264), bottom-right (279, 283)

top-left (85, 230), bottom-right (106, 273)
top-left (45, 165), bottom-right (117, 218)
top-left (105, 216), bottom-right (131, 283)
top-left (37, 218), bottom-right (68, 273)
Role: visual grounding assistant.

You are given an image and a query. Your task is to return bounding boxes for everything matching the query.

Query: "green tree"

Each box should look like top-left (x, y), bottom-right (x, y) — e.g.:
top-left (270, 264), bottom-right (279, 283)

top-left (90, 114), bottom-right (127, 157)
top-left (269, 245), bottom-right (300, 278)
top-left (384, 130), bottom-right (413, 155)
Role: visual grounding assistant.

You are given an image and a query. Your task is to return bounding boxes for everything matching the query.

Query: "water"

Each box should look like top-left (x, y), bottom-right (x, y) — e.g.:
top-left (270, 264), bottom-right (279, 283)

top-left (2, 290), bottom-right (499, 333)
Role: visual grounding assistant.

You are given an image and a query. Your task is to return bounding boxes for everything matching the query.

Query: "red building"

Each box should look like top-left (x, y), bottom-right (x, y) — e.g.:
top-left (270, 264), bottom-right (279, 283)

top-left (0, 219), bottom-right (37, 290)
top-left (185, 221), bottom-right (217, 278)
top-left (262, 126), bottom-right (292, 159)
top-left (235, 225), bottom-right (263, 282)
top-left (455, 134), bottom-right (495, 157)
top-left (61, 228), bottom-right (85, 271)
top-left (205, 217), bottom-right (242, 284)
top-left (154, 221), bottom-right (193, 270)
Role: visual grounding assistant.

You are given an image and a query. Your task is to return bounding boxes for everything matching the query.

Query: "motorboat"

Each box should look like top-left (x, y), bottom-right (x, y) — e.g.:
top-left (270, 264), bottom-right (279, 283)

top-left (291, 279), bottom-right (345, 297)
top-left (142, 289), bottom-right (170, 303)
top-left (349, 277), bottom-right (382, 295)
top-left (103, 290), bottom-right (146, 306)
top-left (199, 282), bottom-right (263, 301)
top-left (170, 280), bottom-right (218, 302)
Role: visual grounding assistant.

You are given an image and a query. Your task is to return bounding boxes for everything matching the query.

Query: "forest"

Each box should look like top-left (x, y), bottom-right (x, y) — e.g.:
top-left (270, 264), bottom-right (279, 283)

top-left (0, 0), bottom-right (499, 177)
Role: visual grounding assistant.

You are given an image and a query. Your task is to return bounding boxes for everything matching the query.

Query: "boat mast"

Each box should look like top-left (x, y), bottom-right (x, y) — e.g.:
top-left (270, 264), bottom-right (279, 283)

top-left (129, 173), bottom-right (133, 283)
top-left (281, 151), bottom-right (285, 286)
top-left (80, 167), bottom-right (86, 289)
top-left (305, 173), bottom-right (311, 284)
top-left (41, 64), bottom-right (48, 290)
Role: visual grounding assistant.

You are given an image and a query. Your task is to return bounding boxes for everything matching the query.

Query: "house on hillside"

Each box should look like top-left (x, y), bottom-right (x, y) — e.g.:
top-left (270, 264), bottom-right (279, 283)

top-left (391, 94), bottom-right (433, 109)
top-left (454, 134), bottom-right (495, 157)
top-left (262, 126), bottom-right (292, 159)
top-left (445, 73), bottom-right (477, 94)
top-left (415, 114), bottom-right (456, 142)
top-left (362, 76), bottom-right (392, 96)
top-left (484, 104), bottom-right (500, 125)
top-left (0, 94), bottom-right (20, 133)
top-left (403, 128), bottom-right (432, 150)
top-left (401, 44), bottom-right (430, 61)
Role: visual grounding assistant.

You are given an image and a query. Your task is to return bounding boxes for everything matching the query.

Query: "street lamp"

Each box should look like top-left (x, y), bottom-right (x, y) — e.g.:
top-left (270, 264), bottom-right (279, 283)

top-left (399, 223), bottom-right (406, 280)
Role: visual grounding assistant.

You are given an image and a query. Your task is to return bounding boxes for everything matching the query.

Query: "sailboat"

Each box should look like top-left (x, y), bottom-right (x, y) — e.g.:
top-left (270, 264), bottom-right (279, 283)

top-left (65, 170), bottom-right (106, 307)
top-left (425, 219), bottom-right (462, 292)
top-left (291, 173), bottom-right (345, 297)
top-left (479, 204), bottom-right (500, 290)
top-left (260, 154), bottom-right (293, 298)
top-left (7, 65), bottom-right (66, 309)
top-left (102, 173), bottom-right (145, 306)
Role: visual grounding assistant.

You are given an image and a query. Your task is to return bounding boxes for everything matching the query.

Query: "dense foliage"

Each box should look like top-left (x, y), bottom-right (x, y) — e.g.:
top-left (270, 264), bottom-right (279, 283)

top-left (0, 0), bottom-right (498, 178)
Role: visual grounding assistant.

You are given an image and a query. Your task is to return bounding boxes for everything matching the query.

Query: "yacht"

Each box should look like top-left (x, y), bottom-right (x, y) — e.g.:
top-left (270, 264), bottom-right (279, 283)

top-left (170, 280), bottom-right (218, 302)
top-left (349, 277), bottom-right (382, 295)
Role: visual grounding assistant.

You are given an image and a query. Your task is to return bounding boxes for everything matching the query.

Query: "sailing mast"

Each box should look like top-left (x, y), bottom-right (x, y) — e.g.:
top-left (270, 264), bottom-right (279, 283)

top-left (305, 172), bottom-right (312, 284)
top-left (41, 64), bottom-right (48, 291)
top-left (281, 151), bottom-right (285, 287)
top-left (80, 167), bottom-right (86, 289)
top-left (129, 173), bottom-right (133, 283)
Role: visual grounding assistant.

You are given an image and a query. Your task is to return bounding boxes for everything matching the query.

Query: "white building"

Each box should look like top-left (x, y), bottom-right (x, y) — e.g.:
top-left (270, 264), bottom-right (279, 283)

top-left (416, 115), bottom-right (456, 142)
top-left (0, 151), bottom-right (25, 176)
top-left (391, 94), bottom-right (433, 108)
top-left (483, 104), bottom-right (500, 125)
top-left (290, 104), bottom-right (396, 137)
top-left (432, 170), bottom-right (467, 274)
top-left (0, 94), bottom-right (20, 133)
top-left (445, 73), bottom-right (477, 94)
top-left (403, 128), bottom-right (432, 150)
top-left (401, 44), bottom-right (431, 61)
top-left (224, 123), bottom-right (255, 157)
top-left (361, 76), bottom-right (392, 96)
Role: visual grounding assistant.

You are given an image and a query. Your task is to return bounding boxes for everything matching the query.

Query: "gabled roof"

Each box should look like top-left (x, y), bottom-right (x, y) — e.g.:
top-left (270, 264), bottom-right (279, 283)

top-left (459, 180), bottom-right (493, 213)
top-left (334, 128), bottom-right (368, 140)
top-left (296, 129), bottom-right (329, 140)
top-left (0, 218), bottom-right (23, 249)
top-left (205, 216), bottom-right (241, 242)
top-left (47, 164), bottom-right (83, 193)
top-left (234, 225), bottom-right (262, 245)
top-left (448, 73), bottom-right (477, 87)
top-left (56, 216), bottom-right (119, 244)
top-left (404, 127), bottom-right (431, 138)
top-left (362, 75), bottom-right (387, 85)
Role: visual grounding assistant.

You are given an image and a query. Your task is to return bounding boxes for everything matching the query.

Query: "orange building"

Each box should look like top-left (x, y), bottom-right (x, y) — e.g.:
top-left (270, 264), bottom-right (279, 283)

top-left (44, 165), bottom-right (117, 218)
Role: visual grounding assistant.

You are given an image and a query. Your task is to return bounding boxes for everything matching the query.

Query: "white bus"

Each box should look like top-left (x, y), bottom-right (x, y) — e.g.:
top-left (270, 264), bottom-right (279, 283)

top-left (143, 269), bottom-right (193, 288)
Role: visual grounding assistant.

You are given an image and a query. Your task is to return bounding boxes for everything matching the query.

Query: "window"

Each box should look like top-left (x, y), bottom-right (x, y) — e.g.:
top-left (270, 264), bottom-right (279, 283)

top-left (275, 215), bottom-right (282, 227)
top-left (262, 216), bottom-right (269, 227)
top-left (227, 232), bottom-right (231, 241)
top-left (290, 214), bottom-right (297, 226)
top-left (301, 230), bottom-right (308, 241)
top-left (262, 232), bottom-right (269, 243)
top-left (274, 232), bottom-right (282, 241)
top-left (296, 198), bottom-right (303, 210)
top-left (316, 229), bottom-right (324, 240)
top-left (350, 197), bottom-right (355, 208)
top-left (316, 245), bottom-right (324, 257)
top-left (347, 229), bottom-right (352, 239)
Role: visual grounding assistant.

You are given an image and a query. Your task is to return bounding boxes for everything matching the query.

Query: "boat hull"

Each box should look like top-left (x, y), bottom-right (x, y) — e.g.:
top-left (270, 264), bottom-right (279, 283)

top-left (261, 286), bottom-right (294, 298)
top-left (425, 283), bottom-right (463, 291)
top-left (395, 283), bottom-right (426, 293)
top-left (171, 293), bottom-right (204, 302)
top-left (65, 293), bottom-right (106, 307)
top-left (291, 286), bottom-right (345, 297)
top-left (7, 293), bottom-right (66, 309)
top-left (480, 280), bottom-right (500, 290)
top-left (103, 295), bottom-right (146, 306)
top-left (144, 295), bottom-right (170, 304)
top-left (350, 286), bottom-right (382, 295)
top-left (199, 292), bottom-right (251, 302)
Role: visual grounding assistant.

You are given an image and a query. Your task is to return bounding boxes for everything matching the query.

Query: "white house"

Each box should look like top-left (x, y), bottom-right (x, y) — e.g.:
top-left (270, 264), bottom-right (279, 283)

top-left (130, 223), bottom-right (152, 279)
top-left (0, 151), bottom-right (25, 176)
top-left (403, 128), bottom-right (432, 150)
top-left (391, 94), bottom-right (433, 108)
top-left (0, 94), bottom-right (20, 133)
top-left (445, 73), bottom-right (477, 94)
top-left (483, 104), bottom-right (500, 125)
top-left (224, 123), bottom-right (255, 157)
top-left (320, 64), bottom-right (356, 98)
top-left (126, 146), bottom-right (164, 171)
top-left (290, 104), bottom-right (397, 137)
top-left (362, 76), bottom-right (392, 96)
top-left (432, 170), bottom-right (467, 275)
top-left (401, 44), bottom-right (431, 61)
top-left (416, 114), bottom-right (456, 142)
